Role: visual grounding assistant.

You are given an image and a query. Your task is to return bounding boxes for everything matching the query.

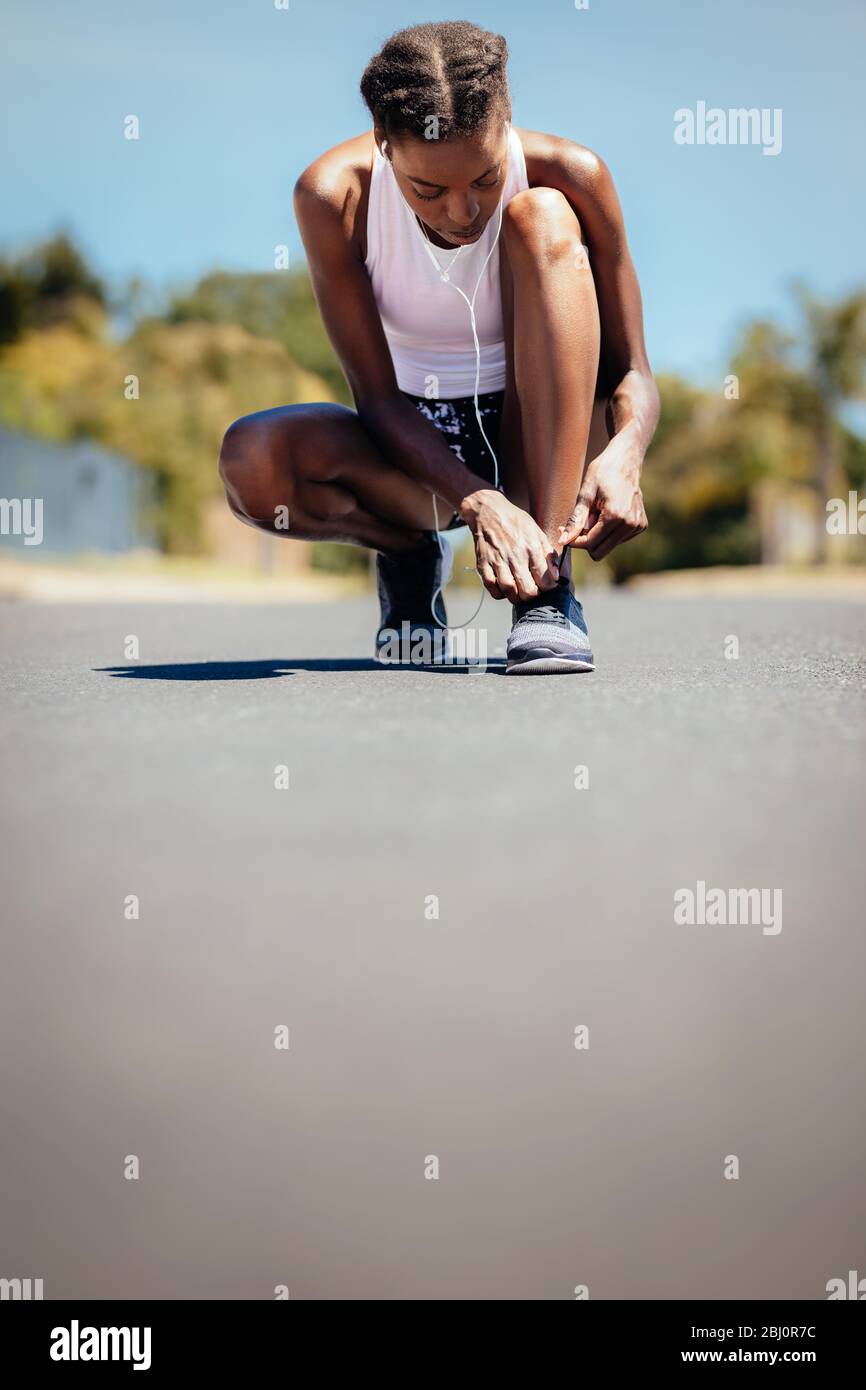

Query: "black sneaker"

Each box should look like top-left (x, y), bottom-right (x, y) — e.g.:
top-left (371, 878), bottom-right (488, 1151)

top-left (375, 533), bottom-right (453, 665)
top-left (506, 575), bottom-right (594, 674)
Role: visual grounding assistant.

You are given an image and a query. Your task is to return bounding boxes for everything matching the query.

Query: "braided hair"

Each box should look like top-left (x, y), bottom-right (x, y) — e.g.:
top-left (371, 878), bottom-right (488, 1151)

top-left (360, 21), bottom-right (511, 142)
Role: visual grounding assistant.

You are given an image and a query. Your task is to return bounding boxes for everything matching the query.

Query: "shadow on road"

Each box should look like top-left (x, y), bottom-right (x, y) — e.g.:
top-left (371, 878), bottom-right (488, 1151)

top-left (95, 659), bottom-right (506, 681)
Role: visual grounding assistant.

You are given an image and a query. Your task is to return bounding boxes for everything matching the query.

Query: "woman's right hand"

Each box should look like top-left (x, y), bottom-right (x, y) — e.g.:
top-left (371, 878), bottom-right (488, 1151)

top-left (458, 489), bottom-right (560, 602)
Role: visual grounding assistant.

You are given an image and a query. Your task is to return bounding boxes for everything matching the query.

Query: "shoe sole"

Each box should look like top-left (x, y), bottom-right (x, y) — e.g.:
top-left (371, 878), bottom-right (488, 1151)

top-left (506, 654), bottom-right (594, 674)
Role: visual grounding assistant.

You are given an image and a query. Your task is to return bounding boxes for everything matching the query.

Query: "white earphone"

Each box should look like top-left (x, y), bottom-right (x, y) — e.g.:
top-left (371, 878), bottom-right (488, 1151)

top-left (385, 125), bottom-right (510, 630)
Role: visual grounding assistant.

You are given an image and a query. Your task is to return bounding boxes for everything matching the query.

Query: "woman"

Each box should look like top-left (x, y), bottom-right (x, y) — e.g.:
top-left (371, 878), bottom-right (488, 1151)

top-left (219, 19), bottom-right (659, 673)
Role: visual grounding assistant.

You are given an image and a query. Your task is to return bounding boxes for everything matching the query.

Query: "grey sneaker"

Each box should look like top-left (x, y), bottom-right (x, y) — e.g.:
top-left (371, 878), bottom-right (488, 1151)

top-left (375, 533), bottom-right (453, 665)
top-left (506, 575), bottom-right (594, 674)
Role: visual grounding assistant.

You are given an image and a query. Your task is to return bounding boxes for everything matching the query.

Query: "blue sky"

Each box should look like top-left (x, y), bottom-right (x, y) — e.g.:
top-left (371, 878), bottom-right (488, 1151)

top-left (2, 0), bottom-right (864, 388)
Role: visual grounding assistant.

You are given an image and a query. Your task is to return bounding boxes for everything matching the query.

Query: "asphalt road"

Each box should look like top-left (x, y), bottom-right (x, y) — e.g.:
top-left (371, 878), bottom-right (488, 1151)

top-left (1, 591), bottom-right (864, 1300)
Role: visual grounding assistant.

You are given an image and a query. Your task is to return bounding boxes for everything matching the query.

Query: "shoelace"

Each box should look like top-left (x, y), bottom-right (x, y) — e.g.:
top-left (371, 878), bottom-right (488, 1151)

top-left (515, 585), bottom-right (575, 625)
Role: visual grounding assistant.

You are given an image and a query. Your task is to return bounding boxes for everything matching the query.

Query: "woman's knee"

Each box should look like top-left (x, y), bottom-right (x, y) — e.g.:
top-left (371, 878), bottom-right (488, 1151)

top-left (218, 404), bottom-right (349, 523)
top-left (503, 187), bottom-right (582, 267)
top-left (218, 413), bottom-right (281, 518)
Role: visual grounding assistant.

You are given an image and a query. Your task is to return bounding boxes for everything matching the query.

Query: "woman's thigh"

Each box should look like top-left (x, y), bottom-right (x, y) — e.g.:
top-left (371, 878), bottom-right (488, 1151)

top-left (220, 401), bottom-right (439, 534)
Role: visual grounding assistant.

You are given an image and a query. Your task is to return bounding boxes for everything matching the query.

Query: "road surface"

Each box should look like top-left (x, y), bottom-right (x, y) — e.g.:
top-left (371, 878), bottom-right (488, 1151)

top-left (1, 591), bottom-right (864, 1299)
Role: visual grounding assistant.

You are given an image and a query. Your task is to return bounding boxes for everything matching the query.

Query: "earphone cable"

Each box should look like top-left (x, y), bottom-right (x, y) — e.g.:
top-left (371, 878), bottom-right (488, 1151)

top-left (390, 150), bottom-right (509, 630)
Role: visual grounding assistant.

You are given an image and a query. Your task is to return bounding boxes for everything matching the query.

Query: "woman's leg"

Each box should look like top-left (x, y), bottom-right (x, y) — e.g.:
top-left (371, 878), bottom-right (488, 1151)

top-left (218, 402), bottom-right (436, 554)
top-left (498, 187), bottom-right (605, 552)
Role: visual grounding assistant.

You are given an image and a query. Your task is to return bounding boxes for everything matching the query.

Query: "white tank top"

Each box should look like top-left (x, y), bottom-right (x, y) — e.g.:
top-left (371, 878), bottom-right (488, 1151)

top-left (365, 124), bottom-right (529, 398)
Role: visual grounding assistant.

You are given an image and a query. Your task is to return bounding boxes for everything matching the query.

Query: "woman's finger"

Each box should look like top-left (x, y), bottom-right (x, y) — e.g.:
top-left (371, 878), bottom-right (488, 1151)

top-left (557, 490), bottom-right (595, 547)
top-left (493, 558), bottom-right (518, 603)
top-left (528, 544), bottom-right (559, 590)
top-left (570, 509), bottom-right (616, 552)
top-left (477, 559), bottom-right (503, 599)
top-left (587, 520), bottom-right (634, 561)
top-left (511, 552), bottom-right (541, 602)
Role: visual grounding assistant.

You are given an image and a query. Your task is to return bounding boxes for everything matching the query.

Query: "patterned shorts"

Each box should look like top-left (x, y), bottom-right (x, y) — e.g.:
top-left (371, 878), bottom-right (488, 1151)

top-left (402, 389), bottom-right (504, 528)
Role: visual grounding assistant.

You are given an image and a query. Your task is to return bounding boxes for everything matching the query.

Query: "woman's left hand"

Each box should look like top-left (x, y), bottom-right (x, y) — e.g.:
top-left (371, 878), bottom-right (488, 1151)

top-left (557, 431), bottom-right (648, 561)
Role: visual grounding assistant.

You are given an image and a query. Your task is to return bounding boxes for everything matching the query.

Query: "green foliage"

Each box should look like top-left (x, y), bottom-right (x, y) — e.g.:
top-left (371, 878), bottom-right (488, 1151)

top-left (603, 375), bottom-right (749, 581)
top-left (0, 233), bottom-right (105, 344)
top-left (310, 542), bottom-right (370, 576)
top-left (843, 430), bottom-right (866, 490)
top-left (168, 269), bottom-right (350, 404)
top-left (605, 290), bottom-right (866, 580)
top-left (0, 297), bottom-right (334, 554)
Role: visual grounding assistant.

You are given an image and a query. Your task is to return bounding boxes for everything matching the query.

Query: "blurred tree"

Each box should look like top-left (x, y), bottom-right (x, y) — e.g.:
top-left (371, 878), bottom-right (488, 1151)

top-left (168, 269), bottom-right (350, 405)
top-left (604, 374), bottom-right (767, 583)
top-left (0, 233), bottom-right (105, 343)
top-left (604, 288), bottom-right (866, 581)
top-left (0, 265), bottom-right (28, 345)
top-left (0, 318), bottom-right (333, 552)
top-left (789, 284), bottom-right (866, 560)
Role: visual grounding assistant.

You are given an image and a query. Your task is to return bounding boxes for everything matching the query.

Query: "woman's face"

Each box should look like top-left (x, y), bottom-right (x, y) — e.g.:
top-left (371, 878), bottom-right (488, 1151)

top-left (379, 119), bottom-right (510, 248)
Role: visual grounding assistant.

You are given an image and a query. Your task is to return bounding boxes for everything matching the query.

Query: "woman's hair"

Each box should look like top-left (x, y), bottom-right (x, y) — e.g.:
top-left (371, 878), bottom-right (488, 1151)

top-left (360, 20), bottom-right (511, 142)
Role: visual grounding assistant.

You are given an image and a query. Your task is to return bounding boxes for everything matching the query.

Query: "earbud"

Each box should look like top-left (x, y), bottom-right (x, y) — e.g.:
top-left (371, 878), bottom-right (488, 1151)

top-left (382, 140), bottom-right (390, 158)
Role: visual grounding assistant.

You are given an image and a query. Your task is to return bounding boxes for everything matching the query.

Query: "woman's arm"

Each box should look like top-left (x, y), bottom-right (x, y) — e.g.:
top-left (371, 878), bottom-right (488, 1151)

top-left (293, 150), bottom-right (560, 597)
top-left (293, 156), bottom-right (494, 515)
top-left (523, 135), bottom-right (661, 559)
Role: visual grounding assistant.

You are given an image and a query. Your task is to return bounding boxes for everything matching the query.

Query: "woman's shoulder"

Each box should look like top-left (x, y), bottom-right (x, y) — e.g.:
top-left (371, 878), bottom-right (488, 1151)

top-left (293, 131), bottom-right (375, 254)
top-left (515, 127), bottom-right (609, 187)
